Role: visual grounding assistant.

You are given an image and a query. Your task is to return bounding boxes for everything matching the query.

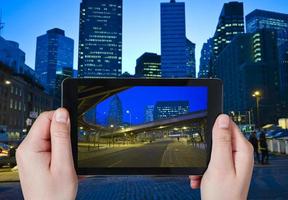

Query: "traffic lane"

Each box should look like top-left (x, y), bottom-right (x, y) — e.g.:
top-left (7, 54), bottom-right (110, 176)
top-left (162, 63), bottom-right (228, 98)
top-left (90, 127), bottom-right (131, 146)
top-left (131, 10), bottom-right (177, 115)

top-left (79, 140), bottom-right (173, 168)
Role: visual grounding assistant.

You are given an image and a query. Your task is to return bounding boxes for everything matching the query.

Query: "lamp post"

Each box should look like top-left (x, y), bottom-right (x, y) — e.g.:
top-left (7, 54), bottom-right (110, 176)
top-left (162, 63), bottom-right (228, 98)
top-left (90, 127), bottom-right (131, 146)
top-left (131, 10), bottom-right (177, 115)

top-left (126, 110), bottom-right (132, 126)
top-left (252, 90), bottom-right (262, 128)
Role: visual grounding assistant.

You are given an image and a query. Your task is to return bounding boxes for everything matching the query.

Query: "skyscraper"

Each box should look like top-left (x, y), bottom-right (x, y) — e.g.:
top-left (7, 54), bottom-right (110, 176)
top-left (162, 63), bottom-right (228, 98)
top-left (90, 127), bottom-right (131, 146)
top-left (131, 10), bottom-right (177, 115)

top-left (161, 0), bottom-right (195, 78)
top-left (198, 38), bottom-right (213, 78)
top-left (145, 105), bottom-right (154, 123)
top-left (246, 9), bottom-right (288, 46)
top-left (135, 52), bottom-right (161, 78)
top-left (214, 30), bottom-right (280, 125)
top-left (108, 95), bottom-right (123, 127)
top-left (246, 9), bottom-right (288, 106)
top-left (185, 39), bottom-right (196, 78)
top-left (35, 28), bottom-right (74, 96)
top-left (211, 2), bottom-right (244, 76)
top-left (78, 0), bottom-right (122, 78)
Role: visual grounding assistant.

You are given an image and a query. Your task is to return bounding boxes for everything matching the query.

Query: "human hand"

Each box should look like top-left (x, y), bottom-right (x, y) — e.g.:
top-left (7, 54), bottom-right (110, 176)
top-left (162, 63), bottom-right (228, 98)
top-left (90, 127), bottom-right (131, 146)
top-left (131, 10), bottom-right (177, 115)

top-left (190, 114), bottom-right (254, 200)
top-left (16, 108), bottom-right (78, 200)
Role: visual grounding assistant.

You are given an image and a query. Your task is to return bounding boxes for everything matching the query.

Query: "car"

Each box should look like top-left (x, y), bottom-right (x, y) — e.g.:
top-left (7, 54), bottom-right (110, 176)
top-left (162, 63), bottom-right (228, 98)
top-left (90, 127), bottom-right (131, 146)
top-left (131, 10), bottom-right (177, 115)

top-left (0, 143), bottom-right (17, 168)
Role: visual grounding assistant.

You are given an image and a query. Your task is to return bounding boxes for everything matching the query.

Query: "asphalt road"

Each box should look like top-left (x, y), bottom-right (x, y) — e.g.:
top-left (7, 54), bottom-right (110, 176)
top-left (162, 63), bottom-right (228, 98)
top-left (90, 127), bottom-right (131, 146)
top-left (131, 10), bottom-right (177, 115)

top-left (79, 140), bottom-right (171, 168)
top-left (79, 140), bottom-right (206, 168)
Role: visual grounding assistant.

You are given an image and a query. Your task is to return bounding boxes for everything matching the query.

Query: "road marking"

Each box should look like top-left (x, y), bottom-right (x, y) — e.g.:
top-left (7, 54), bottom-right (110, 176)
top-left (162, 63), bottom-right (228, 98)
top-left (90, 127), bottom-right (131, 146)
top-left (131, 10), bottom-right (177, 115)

top-left (108, 160), bottom-right (122, 167)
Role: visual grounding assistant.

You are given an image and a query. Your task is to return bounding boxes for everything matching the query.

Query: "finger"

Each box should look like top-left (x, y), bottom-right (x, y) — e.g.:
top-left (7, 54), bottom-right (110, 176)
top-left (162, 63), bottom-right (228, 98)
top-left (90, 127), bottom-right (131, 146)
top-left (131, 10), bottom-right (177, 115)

top-left (21, 111), bottom-right (54, 152)
top-left (230, 121), bottom-right (254, 178)
top-left (50, 108), bottom-right (74, 172)
top-left (189, 176), bottom-right (202, 189)
top-left (209, 114), bottom-right (234, 173)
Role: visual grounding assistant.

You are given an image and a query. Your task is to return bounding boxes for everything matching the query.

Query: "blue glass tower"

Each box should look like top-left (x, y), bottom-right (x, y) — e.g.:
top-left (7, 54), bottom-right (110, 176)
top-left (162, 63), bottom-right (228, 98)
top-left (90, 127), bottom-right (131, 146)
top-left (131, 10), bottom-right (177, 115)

top-left (161, 0), bottom-right (195, 78)
top-left (198, 38), bottom-right (213, 78)
top-left (246, 9), bottom-right (288, 103)
top-left (35, 28), bottom-right (74, 96)
top-left (78, 0), bottom-right (122, 78)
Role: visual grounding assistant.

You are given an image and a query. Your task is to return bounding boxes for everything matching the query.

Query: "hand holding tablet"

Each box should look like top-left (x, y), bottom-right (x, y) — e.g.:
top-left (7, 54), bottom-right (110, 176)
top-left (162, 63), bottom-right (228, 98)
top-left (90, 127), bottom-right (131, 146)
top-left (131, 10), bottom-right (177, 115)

top-left (62, 78), bottom-right (223, 175)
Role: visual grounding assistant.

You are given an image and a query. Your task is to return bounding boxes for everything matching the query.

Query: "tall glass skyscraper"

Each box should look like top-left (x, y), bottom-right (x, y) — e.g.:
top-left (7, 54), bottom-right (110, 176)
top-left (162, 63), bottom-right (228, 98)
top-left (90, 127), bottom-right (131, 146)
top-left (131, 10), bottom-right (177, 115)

top-left (78, 0), bottom-right (122, 78)
top-left (161, 0), bottom-right (195, 78)
top-left (246, 9), bottom-right (288, 99)
top-left (246, 9), bottom-right (288, 46)
top-left (35, 28), bottom-right (74, 96)
top-left (198, 38), bottom-right (213, 78)
top-left (213, 2), bottom-right (244, 57)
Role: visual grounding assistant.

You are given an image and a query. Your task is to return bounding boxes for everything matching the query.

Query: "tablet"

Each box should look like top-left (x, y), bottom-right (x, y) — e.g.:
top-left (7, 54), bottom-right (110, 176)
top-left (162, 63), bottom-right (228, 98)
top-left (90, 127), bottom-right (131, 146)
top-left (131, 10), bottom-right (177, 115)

top-left (62, 78), bottom-right (222, 175)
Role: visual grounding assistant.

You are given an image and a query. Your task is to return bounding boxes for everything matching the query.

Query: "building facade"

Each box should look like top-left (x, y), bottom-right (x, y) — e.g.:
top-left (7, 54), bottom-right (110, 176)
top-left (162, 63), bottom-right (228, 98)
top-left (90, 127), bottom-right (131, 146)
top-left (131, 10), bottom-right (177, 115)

top-left (161, 0), bottom-right (195, 78)
top-left (35, 28), bottom-right (74, 97)
top-left (78, 0), bottom-right (122, 78)
top-left (145, 105), bottom-right (154, 123)
top-left (198, 38), bottom-right (213, 78)
top-left (211, 1), bottom-right (244, 76)
top-left (135, 53), bottom-right (161, 78)
top-left (246, 9), bottom-right (288, 110)
top-left (108, 95), bottom-right (123, 127)
top-left (214, 30), bottom-right (281, 125)
top-left (153, 101), bottom-right (189, 121)
top-left (0, 63), bottom-right (53, 141)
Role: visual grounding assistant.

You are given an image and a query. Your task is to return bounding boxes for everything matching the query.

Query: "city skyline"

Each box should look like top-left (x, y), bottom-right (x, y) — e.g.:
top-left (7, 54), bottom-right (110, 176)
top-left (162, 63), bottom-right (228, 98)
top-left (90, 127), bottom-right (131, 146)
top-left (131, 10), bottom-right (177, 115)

top-left (94, 86), bottom-right (207, 125)
top-left (1, 0), bottom-right (288, 75)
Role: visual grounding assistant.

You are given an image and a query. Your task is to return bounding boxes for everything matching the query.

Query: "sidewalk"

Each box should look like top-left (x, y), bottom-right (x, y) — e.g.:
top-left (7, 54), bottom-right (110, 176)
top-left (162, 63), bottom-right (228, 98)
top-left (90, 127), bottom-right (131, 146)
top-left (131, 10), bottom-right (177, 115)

top-left (0, 154), bottom-right (288, 199)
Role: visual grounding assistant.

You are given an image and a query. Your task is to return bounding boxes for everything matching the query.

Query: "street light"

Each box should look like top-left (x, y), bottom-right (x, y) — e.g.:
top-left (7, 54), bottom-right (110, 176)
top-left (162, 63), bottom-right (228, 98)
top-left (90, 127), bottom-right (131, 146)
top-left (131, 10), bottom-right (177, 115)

top-left (126, 110), bottom-right (132, 126)
top-left (4, 80), bottom-right (11, 85)
top-left (252, 90), bottom-right (262, 128)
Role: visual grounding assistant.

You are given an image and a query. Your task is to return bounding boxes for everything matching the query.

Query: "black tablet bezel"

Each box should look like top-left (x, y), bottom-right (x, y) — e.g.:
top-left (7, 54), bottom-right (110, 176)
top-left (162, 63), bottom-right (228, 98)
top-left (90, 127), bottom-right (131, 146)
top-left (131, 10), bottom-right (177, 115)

top-left (62, 78), bottom-right (223, 175)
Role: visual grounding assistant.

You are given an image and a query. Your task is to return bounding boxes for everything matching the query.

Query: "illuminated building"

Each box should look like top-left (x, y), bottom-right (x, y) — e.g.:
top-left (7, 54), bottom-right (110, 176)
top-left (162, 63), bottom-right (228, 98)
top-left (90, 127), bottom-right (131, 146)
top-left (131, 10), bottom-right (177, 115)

top-left (135, 53), bottom-right (161, 78)
top-left (211, 2), bottom-right (244, 76)
top-left (214, 29), bottom-right (280, 125)
top-left (246, 9), bottom-right (288, 110)
top-left (78, 0), bottom-right (122, 78)
top-left (145, 105), bottom-right (154, 123)
top-left (153, 101), bottom-right (189, 120)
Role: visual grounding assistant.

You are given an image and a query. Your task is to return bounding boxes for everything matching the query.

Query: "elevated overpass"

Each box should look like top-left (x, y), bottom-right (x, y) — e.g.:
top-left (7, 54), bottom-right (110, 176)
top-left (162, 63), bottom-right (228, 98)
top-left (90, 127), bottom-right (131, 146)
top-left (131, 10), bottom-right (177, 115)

top-left (79, 111), bottom-right (207, 138)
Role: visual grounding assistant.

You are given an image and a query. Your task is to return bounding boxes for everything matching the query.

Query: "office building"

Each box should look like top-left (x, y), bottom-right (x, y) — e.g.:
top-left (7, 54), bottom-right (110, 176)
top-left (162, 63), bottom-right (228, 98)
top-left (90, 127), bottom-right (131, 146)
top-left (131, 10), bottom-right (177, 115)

top-left (35, 28), bottom-right (74, 97)
top-left (145, 105), bottom-right (154, 123)
top-left (154, 101), bottom-right (189, 120)
top-left (214, 30), bottom-right (280, 125)
top-left (108, 95), bottom-right (123, 127)
top-left (135, 53), bottom-right (161, 78)
top-left (78, 0), bottom-right (123, 78)
top-left (0, 62), bottom-right (53, 140)
top-left (161, 0), bottom-right (195, 77)
top-left (185, 39), bottom-right (196, 78)
top-left (211, 2), bottom-right (244, 76)
top-left (246, 9), bottom-right (288, 106)
top-left (198, 38), bottom-right (213, 78)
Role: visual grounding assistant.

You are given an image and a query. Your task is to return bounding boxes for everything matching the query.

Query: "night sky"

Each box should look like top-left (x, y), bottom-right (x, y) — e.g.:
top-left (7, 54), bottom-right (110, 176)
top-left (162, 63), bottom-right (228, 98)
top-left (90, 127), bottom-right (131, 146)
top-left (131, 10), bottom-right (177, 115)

top-left (94, 86), bottom-right (207, 125)
top-left (1, 1), bottom-right (288, 74)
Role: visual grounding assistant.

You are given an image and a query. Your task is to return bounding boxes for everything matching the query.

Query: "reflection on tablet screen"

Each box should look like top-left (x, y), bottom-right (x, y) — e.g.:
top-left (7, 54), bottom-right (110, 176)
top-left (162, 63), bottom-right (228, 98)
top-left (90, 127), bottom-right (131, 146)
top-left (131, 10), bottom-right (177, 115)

top-left (77, 86), bottom-right (208, 168)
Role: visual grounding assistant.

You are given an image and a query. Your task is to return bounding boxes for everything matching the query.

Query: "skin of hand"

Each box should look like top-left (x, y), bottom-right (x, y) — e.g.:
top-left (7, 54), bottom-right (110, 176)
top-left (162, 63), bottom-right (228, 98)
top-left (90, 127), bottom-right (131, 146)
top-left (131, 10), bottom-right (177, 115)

top-left (190, 114), bottom-right (254, 200)
top-left (16, 108), bottom-right (78, 200)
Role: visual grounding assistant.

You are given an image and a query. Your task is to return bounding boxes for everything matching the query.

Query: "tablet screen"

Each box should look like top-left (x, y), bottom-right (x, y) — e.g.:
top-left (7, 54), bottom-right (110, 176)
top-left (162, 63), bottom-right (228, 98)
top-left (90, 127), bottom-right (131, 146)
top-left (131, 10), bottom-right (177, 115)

top-left (77, 86), bottom-right (208, 168)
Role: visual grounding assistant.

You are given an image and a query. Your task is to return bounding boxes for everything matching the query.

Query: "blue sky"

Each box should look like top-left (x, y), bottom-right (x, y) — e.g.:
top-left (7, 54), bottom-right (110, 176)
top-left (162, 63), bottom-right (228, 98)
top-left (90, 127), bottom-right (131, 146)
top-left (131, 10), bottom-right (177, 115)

top-left (94, 86), bottom-right (207, 125)
top-left (1, 0), bottom-right (288, 74)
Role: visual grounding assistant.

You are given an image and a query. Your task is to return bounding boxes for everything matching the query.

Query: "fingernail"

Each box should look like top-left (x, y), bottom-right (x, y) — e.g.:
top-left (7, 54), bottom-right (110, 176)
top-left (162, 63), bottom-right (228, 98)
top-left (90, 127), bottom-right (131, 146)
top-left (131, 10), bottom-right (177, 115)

top-left (218, 115), bottom-right (230, 129)
top-left (55, 109), bottom-right (68, 123)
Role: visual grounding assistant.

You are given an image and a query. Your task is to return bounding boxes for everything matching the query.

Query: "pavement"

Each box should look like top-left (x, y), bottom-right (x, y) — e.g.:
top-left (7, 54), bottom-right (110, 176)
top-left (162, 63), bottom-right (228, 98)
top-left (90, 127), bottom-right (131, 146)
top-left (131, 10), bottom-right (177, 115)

top-left (79, 140), bottom-right (206, 168)
top-left (0, 154), bottom-right (288, 200)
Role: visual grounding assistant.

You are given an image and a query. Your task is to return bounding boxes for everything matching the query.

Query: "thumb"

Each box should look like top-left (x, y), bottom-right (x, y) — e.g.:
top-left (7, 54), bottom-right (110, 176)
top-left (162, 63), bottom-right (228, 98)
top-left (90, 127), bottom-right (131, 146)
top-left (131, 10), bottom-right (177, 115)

top-left (209, 114), bottom-right (234, 172)
top-left (50, 108), bottom-right (74, 172)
